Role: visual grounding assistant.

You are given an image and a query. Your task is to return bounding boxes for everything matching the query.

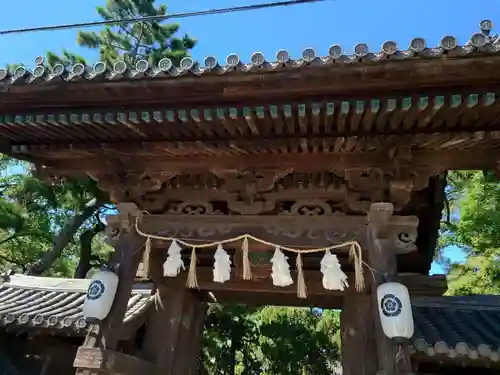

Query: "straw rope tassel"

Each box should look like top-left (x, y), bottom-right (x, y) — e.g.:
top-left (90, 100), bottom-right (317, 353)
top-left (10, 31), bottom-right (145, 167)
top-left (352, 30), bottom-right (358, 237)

top-left (296, 253), bottom-right (307, 299)
top-left (186, 248), bottom-right (199, 288)
top-left (242, 237), bottom-right (252, 280)
top-left (142, 237), bottom-right (152, 276)
top-left (349, 242), bottom-right (365, 291)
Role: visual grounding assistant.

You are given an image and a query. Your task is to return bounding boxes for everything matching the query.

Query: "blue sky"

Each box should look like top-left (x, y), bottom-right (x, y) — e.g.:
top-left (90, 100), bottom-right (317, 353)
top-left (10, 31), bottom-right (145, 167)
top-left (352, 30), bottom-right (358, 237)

top-left (0, 0), bottom-right (480, 273)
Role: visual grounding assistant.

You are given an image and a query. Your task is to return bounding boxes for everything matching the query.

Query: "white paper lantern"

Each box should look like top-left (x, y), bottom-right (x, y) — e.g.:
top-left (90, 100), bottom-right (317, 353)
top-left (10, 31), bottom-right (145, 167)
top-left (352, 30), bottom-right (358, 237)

top-left (376, 282), bottom-right (414, 340)
top-left (82, 267), bottom-right (119, 323)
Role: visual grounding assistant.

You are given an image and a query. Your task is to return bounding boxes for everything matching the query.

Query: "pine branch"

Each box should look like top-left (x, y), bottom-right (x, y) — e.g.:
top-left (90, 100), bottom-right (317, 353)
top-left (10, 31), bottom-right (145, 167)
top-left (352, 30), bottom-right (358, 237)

top-left (25, 199), bottom-right (103, 275)
top-left (119, 24), bottom-right (141, 42)
top-left (100, 42), bottom-right (130, 52)
top-left (132, 25), bottom-right (146, 63)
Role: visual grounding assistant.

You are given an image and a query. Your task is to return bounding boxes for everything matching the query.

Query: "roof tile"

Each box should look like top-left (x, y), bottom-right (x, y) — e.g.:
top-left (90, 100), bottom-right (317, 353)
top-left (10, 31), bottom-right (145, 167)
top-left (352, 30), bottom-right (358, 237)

top-left (0, 22), bottom-right (498, 85)
top-left (0, 275), bottom-right (153, 334)
top-left (412, 296), bottom-right (500, 361)
top-left (2, 274), bottom-right (500, 363)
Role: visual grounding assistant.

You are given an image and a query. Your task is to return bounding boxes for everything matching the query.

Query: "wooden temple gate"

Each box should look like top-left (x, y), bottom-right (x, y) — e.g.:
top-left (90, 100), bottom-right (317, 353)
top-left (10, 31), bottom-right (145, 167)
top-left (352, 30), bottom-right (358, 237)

top-left (1, 19), bottom-right (500, 375)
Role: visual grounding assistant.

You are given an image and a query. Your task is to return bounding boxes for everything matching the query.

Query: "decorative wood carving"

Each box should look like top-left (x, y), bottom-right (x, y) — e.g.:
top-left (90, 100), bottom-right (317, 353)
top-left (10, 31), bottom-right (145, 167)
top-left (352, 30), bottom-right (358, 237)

top-left (137, 213), bottom-right (419, 254)
top-left (344, 163), bottom-right (433, 211)
top-left (86, 166), bottom-right (434, 216)
top-left (140, 214), bottom-right (367, 249)
top-left (367, 203), bottom-right (419, 253)
top-left (212, 168), bottom-right (293, 214)
top-left (287, 200), bottom-right (333, 216)
top-left (166, 201), bottom-right (219, 215)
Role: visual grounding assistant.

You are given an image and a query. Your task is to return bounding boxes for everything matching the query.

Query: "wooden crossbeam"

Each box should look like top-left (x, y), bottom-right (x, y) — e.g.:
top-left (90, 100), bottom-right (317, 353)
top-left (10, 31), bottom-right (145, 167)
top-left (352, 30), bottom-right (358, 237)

top-left (156, 267), bottom-right (447, 297)
top-left (31, 147), bottom-right (500, 175)
top-left (74, 347), bottom-right (162, 375)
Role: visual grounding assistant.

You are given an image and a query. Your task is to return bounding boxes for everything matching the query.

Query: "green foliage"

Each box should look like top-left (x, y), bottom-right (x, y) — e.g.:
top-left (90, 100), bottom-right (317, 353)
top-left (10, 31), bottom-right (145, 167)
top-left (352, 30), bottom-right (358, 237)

top-left (1, 0), bottom-right (196, 275)
top-left (46, 50), bottom-right (87, 69)
top-left (441, 171), bottom-right (500, 254)
top-left (443, 170), bottom-right (500, 295)
top-left (75, 0), bottom-right (196, 66)
top-left (202, 304), bottom-right (341, 375)
top-left (0, 158), bottom-right (112, 276)
top-left (7, 1), bottom-right (196, 71)
top-left (447, 256), bottom-right (500, 295)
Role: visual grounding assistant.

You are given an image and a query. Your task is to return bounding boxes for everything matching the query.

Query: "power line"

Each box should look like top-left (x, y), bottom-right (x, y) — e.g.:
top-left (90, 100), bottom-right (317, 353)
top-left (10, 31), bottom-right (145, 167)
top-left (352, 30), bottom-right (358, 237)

top-left (0, 0), bottom-right (330, 36)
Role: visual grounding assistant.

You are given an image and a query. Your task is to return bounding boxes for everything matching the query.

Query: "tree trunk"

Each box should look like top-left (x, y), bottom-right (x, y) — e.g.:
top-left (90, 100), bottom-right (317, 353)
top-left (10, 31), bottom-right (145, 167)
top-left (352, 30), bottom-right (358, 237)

top-left (26, 200), bottom-right (102, 275)
top-left (74, 222), bottom-right (105, 279)
top-left (230, 324), bottom-right (237, 375)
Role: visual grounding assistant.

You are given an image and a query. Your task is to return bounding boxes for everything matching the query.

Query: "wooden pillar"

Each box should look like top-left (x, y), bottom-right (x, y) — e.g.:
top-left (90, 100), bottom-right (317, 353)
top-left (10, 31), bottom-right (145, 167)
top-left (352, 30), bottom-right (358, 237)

top-left (141, 280), bottom-right (207, 375)
top-left (74, 203), bottom-right (160, 375)
top-left (366, 202), bottom-right (416, 375)
top-left (341, 286), bottom-right (378, 375)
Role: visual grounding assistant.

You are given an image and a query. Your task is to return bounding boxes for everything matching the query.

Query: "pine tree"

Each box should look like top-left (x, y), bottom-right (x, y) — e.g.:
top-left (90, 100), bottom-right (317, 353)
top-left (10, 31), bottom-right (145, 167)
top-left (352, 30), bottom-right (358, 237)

top-left (48, 0), bottom-right (196, 67)
top-left (3, 0), bottom-right (197, 276)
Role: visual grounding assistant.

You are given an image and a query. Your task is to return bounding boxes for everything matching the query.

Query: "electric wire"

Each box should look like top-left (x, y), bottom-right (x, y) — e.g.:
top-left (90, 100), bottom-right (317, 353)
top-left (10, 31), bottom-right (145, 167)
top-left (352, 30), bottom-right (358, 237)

top-left (0, 0), bottom-right (331, 36)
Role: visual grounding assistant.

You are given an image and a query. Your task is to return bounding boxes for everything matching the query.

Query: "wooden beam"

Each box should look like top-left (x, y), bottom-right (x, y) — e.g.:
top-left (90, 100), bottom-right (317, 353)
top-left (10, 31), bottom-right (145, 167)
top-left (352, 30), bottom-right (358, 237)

top-left (154, 267), bottom-right (446, 297)
top-left (139, 213), bottom-right (418, 255)
top-left (3, 55), bottom-right (500, 114)
top-left (140, 213), bottom-right (367, 249)
top-left (29, 147), bottom-right (500, 176)
top-left (74, 347), bottom-right (162, 375)
top-left (206, 289), bottom-right (344, 309)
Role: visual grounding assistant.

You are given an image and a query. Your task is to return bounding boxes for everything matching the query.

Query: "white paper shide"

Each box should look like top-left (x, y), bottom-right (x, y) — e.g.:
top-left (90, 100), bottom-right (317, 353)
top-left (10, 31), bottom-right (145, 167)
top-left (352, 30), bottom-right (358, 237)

top-left (213, 244), bottom-right (232, 283)
top-left (271, 247), bottom-right (293, 287)
top-left (163, 240), bottom-right (185, 277)
top-left (320, 250), bottom-right (349, 291)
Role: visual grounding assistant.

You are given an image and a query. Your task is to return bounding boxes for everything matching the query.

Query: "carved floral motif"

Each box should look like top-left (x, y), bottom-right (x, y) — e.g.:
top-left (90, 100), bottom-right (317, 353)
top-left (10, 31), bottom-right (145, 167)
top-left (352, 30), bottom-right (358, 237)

top-left (85, 163), bottom-right (434, 215)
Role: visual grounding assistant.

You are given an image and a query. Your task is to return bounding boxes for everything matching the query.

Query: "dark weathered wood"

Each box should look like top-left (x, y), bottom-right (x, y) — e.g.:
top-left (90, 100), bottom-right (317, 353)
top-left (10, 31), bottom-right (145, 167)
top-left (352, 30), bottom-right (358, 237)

top-left (83, 229), bottom-right (145, 350)
top-left (75, 204), bottom-right (146, 375)
top-left (139, 213), bottom-right (418, 253)
top-left (341, 286), bottom-right (378, 375)
top-left (140, 213), bottom-right (367, 249)
top-left (33, 148), bottom-right (500, 175)
top-left (141, 283), bottom-right (206, 375)
top-left (367, 202), bottom-right (414, 375)
top-left (206, 289), bottom-right (344, 309)
top-left (153, 267), bottom-right (446, 297)
top-left (3, 55), bottom-right (500, 114)
top-left (414, 358), bottom-right (500, 374)
top-left (74, 347), bottom-right (161, 375)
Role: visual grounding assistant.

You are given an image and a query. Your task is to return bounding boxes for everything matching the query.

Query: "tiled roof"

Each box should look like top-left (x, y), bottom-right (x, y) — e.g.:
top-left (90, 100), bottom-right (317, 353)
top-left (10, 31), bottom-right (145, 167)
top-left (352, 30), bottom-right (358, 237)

top-left (1, 274), bottom-right (500, 364)
top-left (0, 274), bottom-right (153, 334)
top-left (411, 295), bottom-right (500, 362)
top-left (0, 21), bottom-right (497, 85)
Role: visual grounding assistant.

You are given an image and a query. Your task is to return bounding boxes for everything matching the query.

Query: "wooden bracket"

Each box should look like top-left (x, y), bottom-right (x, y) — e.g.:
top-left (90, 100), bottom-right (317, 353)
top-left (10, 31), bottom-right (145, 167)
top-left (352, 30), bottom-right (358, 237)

top-left (74, 347), bottom-right (162, 375)
top-left (104, 202), bottom-right (142, 246)
top-left (368, 203), bottom-right (419, 254)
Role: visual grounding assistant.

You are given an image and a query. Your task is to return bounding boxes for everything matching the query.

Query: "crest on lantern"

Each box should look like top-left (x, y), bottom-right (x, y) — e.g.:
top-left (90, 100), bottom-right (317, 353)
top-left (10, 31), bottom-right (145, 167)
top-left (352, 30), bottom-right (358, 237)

top-left (380, 293), bottom-right (403, 317)
top-left (87, 280), bottom-right (106, 300)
